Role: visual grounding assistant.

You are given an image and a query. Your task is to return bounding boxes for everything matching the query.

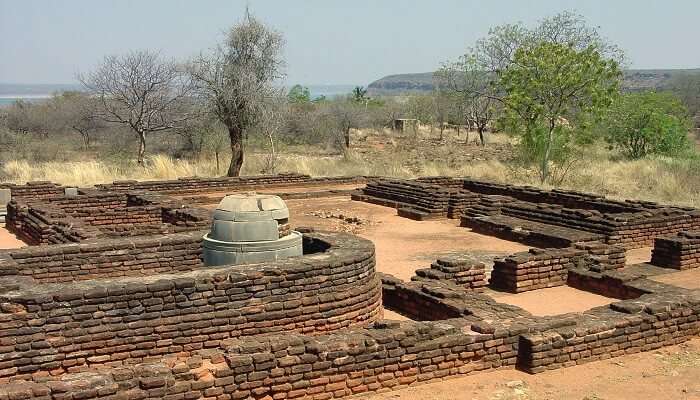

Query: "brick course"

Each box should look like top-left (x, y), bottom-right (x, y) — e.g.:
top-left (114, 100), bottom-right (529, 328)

top-left (412, 255), bottom-right (486, 292)
top-left (651, 231), bottom-right (700, 270)
top-left (6, 191), bottom-right (209, 245)
top-left (0, 231), bottom-right (205, 282)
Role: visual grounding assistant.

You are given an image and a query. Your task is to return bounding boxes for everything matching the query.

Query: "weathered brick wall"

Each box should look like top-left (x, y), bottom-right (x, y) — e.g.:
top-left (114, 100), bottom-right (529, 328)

top-left (0, 231), bottom-right (205, 282)
top-left (380, 274), bottom-right (464, 320)
top-left (412, 255), bottom-right (486, 292)
top-left (573, 242), bottom-right (626, 271)
top-left (361, 178), bottom-right (699, 249)
top-left (0, 232), bottom-right (382, 379)
top-left (459, 194), bottom-right (699, 249)
top-left (0, 181), bottom-right (65, 200)
top-left (566, 268), bottom-right (650, 300)
top-left (39, 191), bottom-right (125, 213)
top-left (129, 192), bottom-right (210, 231)
top-left (414, 176), bottom-right (464, 189)
top-left (6, 192), bottom-right (211, 245)
top-left (95, 174), bottom-right (370, 194)
top-left (490, 242), bottom-right (625, 293)
top-left (447, 190), bottom-right (481, 219)
top-left (651, 231), bottom-right (700, 270)
top-left (38, 192), bottom-right (164, 230)
top-left (381, 273), bottom-right (530, 322)
top-left (463, 213), bottom-right (604, 248)
top-left (519, 293), bottom-right (700, 373)
top-left (5, 202), bottom-right (99, 245)
top-left (498, 200), bottom-right (699, 249)
top-left (1, 265), bottom-right (698, 399)
top-left (461, 179), bottom-right (648, 213)
top-left (491, 248), bottom-right (585, 293)
top-left (353, 179), bottom-right (451, 220)
top-left (0, 318), bottom-right (521, 399)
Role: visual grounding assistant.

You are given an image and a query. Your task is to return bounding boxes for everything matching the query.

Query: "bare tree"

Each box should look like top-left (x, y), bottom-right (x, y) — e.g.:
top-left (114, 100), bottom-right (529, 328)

top-left (52, 91), bottom-right (104, 149)
top-left (5, 100), bottom-right (51, 136)
top-left (257, 94), bottom-right (287, 174)
top-left (188, 10), bottom-right (285, 176)
top-left (326, 101), bottom-right (364, 150)
top-left (436, 56), bottom-right (498, 145)
top-left (79, 50), bottom-right (193, 164)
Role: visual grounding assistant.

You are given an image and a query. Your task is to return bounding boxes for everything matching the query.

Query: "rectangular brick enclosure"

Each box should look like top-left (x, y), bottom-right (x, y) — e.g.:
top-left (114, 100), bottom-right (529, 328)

top-left (5, 190), bottom-right (209, 245)
top-left (0, 175), bottom-right (698, 400)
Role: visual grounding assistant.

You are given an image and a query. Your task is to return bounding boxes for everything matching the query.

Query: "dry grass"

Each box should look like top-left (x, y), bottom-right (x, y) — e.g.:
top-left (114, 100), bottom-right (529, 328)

top-left (2, 131), bottom-right (699, 208)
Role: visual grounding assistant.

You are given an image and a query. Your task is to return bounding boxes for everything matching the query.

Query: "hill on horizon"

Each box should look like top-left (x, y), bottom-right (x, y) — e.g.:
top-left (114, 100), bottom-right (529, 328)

top-left (368, 68), bottom-right (700, 95)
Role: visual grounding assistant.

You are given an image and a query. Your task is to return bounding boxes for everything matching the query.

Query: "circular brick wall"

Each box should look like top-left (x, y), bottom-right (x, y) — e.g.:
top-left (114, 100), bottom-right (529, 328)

top-left (0, 231), bottom-right (382, 376)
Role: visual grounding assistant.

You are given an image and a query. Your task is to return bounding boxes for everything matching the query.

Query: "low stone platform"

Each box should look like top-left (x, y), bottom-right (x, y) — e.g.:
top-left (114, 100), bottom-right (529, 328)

top-left (462, 214), bottom-right (604, 248)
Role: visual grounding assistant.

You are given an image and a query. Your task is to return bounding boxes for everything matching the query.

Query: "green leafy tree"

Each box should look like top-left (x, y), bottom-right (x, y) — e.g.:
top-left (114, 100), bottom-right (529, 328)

top-left (602, 92), bottom-right (691, 158)
top-left (500, 43), bottom-right (621, 182)
top-left (287, 85), bottom-right (311, 104)
top-left (352, 86), bottom-right (368, 103)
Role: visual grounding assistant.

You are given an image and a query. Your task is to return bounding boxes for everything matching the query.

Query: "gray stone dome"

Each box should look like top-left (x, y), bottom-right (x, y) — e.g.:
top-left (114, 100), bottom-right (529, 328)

top-left (203, 193), bottom-right (302, 266)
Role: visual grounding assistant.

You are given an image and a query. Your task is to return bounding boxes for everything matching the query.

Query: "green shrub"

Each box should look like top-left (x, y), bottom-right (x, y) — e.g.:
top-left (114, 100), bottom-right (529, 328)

top-left (602, 91), bottom-right (692, 158)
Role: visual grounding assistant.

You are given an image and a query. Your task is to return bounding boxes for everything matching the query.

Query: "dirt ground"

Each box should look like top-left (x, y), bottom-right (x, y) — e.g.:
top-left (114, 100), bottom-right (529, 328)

top-left (626, 247), bottom-right (652, 264)
top-left (361, 338), bottom-right (700, 400)
top-left (284, 196), bottom-right (529, 281)
top-left (489, 286), bottom-right (615, 316)
top-left (0, 224), bottom-right (24, 249)
top-left (650, 268), bottom-right (700, 290)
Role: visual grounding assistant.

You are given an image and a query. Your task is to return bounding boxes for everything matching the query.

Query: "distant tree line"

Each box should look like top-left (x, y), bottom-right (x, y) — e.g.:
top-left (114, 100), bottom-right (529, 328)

top-left (1, 10), bottom-right (698, 182)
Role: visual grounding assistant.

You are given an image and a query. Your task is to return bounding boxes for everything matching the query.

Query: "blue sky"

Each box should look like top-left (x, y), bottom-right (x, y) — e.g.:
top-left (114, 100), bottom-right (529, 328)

top-left (2, 0), bottom-right (699, 85)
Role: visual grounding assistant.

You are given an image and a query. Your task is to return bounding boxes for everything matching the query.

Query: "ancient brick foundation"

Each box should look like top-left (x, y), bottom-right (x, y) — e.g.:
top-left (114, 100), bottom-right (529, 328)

top-left (353, 179), bottom-right (451, 220)
top-left (518, 291), bottom-right (700, 373)
top-left (0, 232), bottom-right (382, 382)
top-left (411, 255), bottom-right (486, 292)
top-left (491, 248), bottom-right (584, 293)
top-left (0, 174), bottom-right (699, 399)
top-left (357, 177), bottom-right (700, 250)
top-left (0, 181), bottom-right (65, 201)
top-left (0, 231), bottom-right (205, 282)
top-left (3, 264), bottom-right (694, 399)
top-left (489, 242), bottom-right (626, 294)
top-left (95, 174), bottom-right (370, 194)
top-left (6, 191), bottom-right (209, 245)
top-left (651, 231), bottom-right (700, 270)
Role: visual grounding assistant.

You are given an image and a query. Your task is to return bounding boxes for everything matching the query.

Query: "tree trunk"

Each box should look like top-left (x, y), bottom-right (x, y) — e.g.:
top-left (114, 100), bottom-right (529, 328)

top-left (344, 127), bottom-right (350, 149)
top-left (73, 127), bottom-right (90, 150)
top-left (82, 132), bottom-right (90, 150)
top-left (137, 131), bottom-right (147, 165)
top-left (541, 122), bottom-right (555, 183)
top-left (478, 125), bottom-right (485, 146)
top-left (227, 125), bottom-right (244, 177)
top-left (266, 131), bottom-right (276, 173)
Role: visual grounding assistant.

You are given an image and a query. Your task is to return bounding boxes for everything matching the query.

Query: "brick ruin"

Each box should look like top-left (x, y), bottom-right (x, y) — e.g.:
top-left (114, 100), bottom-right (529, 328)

top-left (5, 190), bottom-right (209, 245)
top-left (0, 175), bottom-right (698, 399)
